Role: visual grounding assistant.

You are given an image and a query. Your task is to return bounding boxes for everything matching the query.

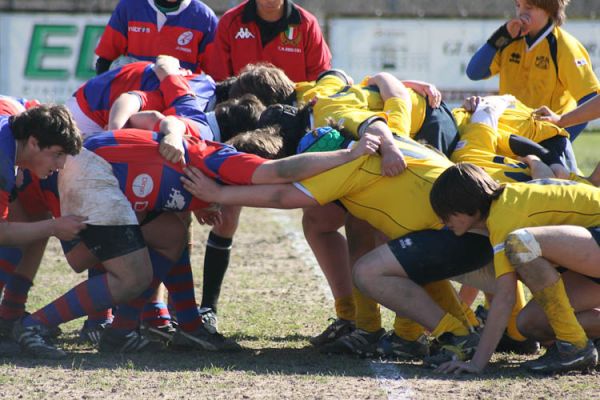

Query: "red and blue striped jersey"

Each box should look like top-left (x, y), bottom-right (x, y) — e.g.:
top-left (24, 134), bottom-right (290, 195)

top-left (0, 96), bottom-right (40, 116)
top-left (74, 62), bottom-right (215, 128)
top-left (84, 129), bottom-right (265, 212)
top-left (0, 116), bottom-right (17, 219)
top-left (95, 0), bottom-right (217, 73)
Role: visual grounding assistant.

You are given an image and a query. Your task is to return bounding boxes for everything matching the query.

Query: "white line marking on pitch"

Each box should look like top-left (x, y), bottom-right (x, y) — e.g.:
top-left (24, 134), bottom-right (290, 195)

top-left (270, 210), bottom-right (414, 400)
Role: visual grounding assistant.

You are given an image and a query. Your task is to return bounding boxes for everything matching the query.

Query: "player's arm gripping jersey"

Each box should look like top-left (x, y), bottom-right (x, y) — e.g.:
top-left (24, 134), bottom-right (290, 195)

top-left (84, 129), bottom-right (266, 213)
top-left (488, 180), bottom-right (600, 278)
top-left (95, 0), bottom-right (218, 72)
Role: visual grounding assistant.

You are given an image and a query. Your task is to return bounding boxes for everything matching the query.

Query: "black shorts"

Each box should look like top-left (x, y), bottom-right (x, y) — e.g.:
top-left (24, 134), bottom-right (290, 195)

top-left (62, 224), bottom-right (146, 262)
top-left (388, 230), bottom-right (493, 285)
top-left (414, 101), bottom-right (459, 157)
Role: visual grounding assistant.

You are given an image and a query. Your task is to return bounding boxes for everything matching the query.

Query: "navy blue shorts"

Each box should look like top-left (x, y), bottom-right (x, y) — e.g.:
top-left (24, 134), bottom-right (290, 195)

top-left (388, 229), bottom-right (493, 285)
top-left (414, 101), bottom-right (459, 157)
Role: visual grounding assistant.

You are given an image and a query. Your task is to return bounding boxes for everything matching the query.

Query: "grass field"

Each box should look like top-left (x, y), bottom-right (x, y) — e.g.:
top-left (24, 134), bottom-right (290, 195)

top-left (0, 133), bottom-right (598, 399)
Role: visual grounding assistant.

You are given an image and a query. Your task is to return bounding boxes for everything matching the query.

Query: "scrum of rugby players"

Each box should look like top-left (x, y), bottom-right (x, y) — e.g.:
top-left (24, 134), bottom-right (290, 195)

top-left (0, 0), bottom-right (598, 376)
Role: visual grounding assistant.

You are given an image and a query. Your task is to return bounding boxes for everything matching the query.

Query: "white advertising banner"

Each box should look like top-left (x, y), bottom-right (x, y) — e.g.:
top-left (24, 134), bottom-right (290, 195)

top-left (0, 13), bottom-right (110, 103)
top-left (329, 18), bottom-right (600, 102)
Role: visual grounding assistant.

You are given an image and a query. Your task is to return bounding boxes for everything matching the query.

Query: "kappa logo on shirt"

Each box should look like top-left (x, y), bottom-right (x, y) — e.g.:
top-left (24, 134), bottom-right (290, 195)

top-left (235, 27), bottom-right (255, 39)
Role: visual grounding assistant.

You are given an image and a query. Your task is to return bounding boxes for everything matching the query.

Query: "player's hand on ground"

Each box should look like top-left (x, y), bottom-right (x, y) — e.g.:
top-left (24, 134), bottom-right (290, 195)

top-left (194, 208), bottom-right (222, 226)
top-left (159, 134), bottom-right (186, 165)
top-left (52, 215), bottom-right (87, 240)
top-left (436, 360), bottom-right (483, 375)
top-left (462, 96), bottom-right (483, 112)
top-left (532, 106), bottom-right (561, 125)
top-left (351, 133), bottom-right (381, 157)
top-left (380, 144), bottom-right (407, 176)
top-left (181, 166), bottom-right (220, 202)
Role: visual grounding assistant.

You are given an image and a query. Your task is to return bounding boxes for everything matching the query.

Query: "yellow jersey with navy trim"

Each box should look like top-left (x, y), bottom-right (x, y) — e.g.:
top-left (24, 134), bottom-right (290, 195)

top-left (451, 120), bottom-right (532, 183)
top-left (488, 180), bottom-right (600, 278)
top-left (296, 74), bottom-right (428, 138)
top-left (490, 26), bottom-right (600, 114)
top-left (295, 136), bottom-right (451, 239)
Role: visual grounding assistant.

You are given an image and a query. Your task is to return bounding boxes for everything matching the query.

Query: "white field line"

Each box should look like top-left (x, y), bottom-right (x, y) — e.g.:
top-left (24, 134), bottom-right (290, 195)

top-left (270, 209), bottom-right (415, 400)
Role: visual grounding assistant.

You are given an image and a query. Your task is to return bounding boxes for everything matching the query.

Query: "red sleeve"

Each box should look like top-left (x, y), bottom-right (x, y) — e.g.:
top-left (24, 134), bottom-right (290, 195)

top-left (302, 15), bottom-right (332, 81)
top-left (217, 153), bottom-right (266, 185)
top-left (152, 115), bottom-right (201, 139)
top-left (159, 75), bottom-right (194, 107)
top-left (134, 90), bottom-right (166, 111)
top-left (202, 14), bottom-right (235, 81)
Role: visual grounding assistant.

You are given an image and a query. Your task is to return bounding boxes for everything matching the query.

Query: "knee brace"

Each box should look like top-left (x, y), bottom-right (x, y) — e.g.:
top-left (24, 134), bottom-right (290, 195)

top-left (505, 229), bottom-right (542, 265)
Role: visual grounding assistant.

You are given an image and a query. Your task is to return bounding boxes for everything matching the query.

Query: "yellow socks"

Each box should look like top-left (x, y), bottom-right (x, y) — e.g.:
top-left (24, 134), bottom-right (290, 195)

top-left (431, 312), bottom-right (469, 338)
top-left (425, 280), bottom-right (477, 329)
top-left (334, 295), bottom-right (356, 322)
top-left (533, 278), bottom-right (588, 349)
top-left (506, 281), bottom-right (527, 341)
top-left (353, 287), bottom-right (382, 333)
top-left (393, 316), bottom-right (424, 341)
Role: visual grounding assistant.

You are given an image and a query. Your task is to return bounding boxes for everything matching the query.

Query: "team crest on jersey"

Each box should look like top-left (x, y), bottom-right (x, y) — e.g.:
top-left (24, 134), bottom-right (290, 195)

top-left (280, 26), bottom-right (301, 46)
top-left (509, 52), bottom-right (521, 64)
top-left (132, 174), bottom-right (154, 198)
top-left (177, 31), bottom-right (194, 46)
top-left (535, 56), bottom-right (549, 70)
top-left (164, 188), bottom-right (186, 210)
top-left (235, 27), bottom-right (255, 39)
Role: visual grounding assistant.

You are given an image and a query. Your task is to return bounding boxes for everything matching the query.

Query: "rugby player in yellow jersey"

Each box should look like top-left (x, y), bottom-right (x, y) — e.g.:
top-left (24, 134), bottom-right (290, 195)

top-left (467, 0), bottom-right (600, 143)
top-left (429, 163), bottom-right (600, 374)
top-left (231, 65), bottom-right (465, 351)
top-left (181, 116), bottom-right (500, 368)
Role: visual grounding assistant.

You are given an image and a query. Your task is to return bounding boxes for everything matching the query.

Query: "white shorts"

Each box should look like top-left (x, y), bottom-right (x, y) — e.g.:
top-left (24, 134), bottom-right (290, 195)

top-left (65, 96), bottom-right (104, 139)
top-left (58, 148), bottom-right (137, 226)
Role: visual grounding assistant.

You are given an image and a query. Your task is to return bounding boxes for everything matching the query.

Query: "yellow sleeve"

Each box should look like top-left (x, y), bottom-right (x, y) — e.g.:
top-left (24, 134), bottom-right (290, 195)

top-left (557, 35), bottom-right (600, 101)
top-left (296, 74), bottom-right (348, 105)
top-left (313, 100), bottom-right (388, 138)
top-left (489, 51), bottom-right (502, 76)
top-left (296, 156), bottom-right (371, 205)
top-left (383, 97), bottom-right (412, 138)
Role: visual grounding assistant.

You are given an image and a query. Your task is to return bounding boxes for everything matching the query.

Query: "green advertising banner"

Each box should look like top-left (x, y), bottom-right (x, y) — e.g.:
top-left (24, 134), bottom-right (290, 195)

top-left (0, 14), bottom-right (109, 102)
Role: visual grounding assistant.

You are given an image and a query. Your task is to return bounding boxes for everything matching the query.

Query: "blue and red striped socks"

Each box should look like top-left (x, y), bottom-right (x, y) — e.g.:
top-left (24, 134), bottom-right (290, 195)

top-left (23, 274), bottom-right (114, 328)
top-left (0, 272), bottom-right (32, 321)
top-left (163, 247), bottom-right (202, 332)
top-left (0, 247), bottom-right (22, 293)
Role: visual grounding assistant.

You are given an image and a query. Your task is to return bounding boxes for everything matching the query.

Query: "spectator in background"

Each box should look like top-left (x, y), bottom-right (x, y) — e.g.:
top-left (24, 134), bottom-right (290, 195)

top-left (466, 0), bottom-right (599, 142)
top-left (204, 0), bottom-right (331, 83)
top-left (94, 0), bottom-right (218, 74)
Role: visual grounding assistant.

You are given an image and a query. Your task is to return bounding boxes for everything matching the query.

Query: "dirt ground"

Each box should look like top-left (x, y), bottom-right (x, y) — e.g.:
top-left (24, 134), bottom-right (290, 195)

top-left (0, 208), bottom-right (598, 399)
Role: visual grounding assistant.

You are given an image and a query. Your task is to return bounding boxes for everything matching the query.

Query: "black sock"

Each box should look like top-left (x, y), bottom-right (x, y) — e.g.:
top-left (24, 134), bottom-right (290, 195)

top-left (200, 232), bottom-right (233, 313)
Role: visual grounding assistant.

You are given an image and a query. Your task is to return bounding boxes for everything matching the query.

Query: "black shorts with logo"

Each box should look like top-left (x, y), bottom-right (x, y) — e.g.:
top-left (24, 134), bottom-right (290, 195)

top-left (388, 229), bottom-right (493, 285)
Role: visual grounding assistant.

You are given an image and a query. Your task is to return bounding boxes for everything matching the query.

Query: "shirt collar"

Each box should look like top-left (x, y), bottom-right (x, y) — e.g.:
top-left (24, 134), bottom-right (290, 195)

top-left (525, 21), bottom-right (554, 52)
top-left (242, 0), bottom-right (300, 25)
